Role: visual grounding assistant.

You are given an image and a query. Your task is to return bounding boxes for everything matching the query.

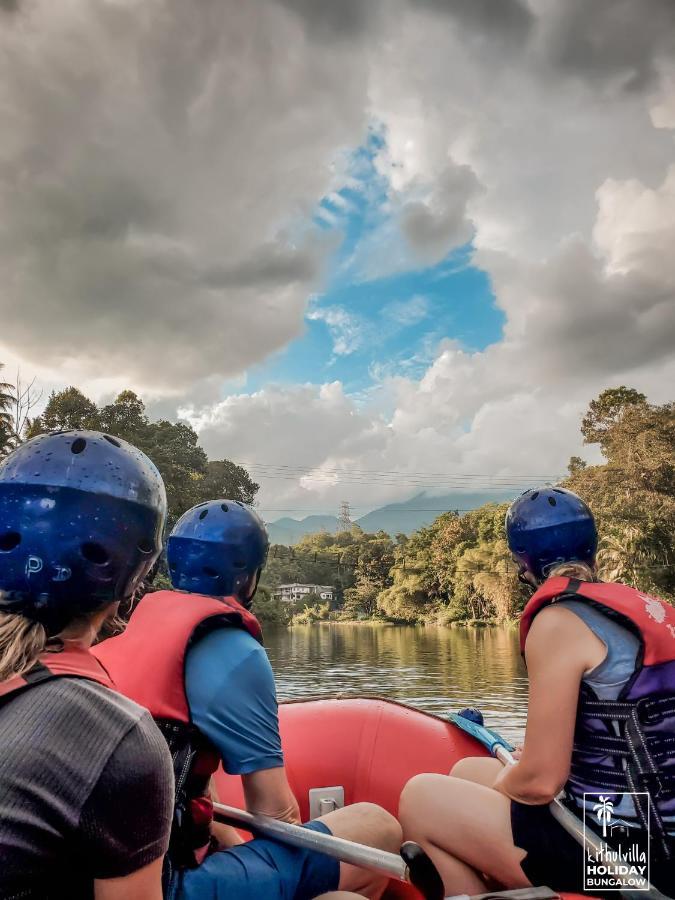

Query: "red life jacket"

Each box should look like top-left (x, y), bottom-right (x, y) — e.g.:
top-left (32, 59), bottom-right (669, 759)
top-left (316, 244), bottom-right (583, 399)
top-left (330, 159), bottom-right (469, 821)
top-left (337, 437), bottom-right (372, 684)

top-left (521, 577), bottom-right (675, 858)
top-left (0, 646), bottom-right (114, 702)
top-left (93, 590), bottom-right (263, 873)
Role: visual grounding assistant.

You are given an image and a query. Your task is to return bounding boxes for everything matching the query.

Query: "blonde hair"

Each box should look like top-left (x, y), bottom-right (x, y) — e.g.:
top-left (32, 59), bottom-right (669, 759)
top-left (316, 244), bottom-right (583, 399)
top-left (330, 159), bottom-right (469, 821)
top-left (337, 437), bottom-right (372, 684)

top-left (0, 610), bottom-right (48, 682)
top-left (547, 560), bottom-right (597, 582)
top-left (0, 601), bottom-right (116, 681)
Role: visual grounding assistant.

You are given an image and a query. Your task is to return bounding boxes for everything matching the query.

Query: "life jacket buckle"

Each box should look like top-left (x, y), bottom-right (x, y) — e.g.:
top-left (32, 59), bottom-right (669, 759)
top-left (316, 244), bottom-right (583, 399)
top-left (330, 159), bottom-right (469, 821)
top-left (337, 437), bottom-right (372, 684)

top-left (635, 697), bottom-right (660, 725)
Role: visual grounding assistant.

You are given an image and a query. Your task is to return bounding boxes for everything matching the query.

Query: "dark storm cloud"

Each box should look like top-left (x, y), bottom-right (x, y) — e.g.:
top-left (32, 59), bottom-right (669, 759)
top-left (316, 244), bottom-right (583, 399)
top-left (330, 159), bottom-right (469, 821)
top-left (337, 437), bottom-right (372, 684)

top-left (203, 243), bottom-right (326, 290)
top-left (273, 0), bottom-right (377, 39)
top-left (538, 0), bottom-right (675, 91)
top-left (0, 0), bottom-right (368, 387)
top-left (410, 0), bottom-right (533, 45)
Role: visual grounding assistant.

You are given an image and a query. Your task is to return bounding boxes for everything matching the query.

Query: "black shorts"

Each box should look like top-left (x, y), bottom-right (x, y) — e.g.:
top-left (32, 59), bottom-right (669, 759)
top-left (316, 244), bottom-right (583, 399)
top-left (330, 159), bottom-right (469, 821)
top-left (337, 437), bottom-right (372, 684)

top-left (510, 801), bottom-right (675, 896)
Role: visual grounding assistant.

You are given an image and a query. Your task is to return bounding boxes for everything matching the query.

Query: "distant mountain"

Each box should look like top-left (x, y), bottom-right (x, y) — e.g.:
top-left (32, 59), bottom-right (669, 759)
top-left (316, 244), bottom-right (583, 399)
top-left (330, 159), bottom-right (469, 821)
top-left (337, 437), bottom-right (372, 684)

top-left (354, 491), bottom-right (515, 535)
top-left (265, 490), bottom-right (516, 544)
top-left (266, 515), bottom-right (339, 545)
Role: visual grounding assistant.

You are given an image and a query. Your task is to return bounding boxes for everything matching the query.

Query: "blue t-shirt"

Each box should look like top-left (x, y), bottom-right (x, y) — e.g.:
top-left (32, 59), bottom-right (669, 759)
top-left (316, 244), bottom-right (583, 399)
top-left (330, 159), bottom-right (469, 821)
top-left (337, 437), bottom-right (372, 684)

top-left (184, 627), bottom-right (284, 775)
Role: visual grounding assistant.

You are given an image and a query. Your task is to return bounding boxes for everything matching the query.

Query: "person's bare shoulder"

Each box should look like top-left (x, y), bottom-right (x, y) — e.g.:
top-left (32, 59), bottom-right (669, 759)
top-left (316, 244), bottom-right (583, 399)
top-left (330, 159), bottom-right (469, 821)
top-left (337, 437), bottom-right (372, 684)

top-left (526, 603), bottom-right (604, 671)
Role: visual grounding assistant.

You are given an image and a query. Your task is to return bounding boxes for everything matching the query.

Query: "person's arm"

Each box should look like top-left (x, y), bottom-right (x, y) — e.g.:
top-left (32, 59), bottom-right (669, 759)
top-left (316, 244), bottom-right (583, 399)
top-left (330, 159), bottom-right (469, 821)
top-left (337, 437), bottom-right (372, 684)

top-left (208, 778), bottom-right (245, 848)
top-left (95, 858), bottom-right (164, 900)
top-left (185, 628), bottom-right (300, 824)
top-left (81, 712), bottom-right (174, 895)
top-left (493, 604), bottom-right (605, 804)
top-left (242, 766), bottom-right (301, 824)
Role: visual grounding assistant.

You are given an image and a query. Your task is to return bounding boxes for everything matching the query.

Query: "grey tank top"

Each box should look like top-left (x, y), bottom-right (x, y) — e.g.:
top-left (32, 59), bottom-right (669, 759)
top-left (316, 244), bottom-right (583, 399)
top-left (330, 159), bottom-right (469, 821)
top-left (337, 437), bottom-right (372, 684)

top-left (559, 599), bottom-right (674, 833)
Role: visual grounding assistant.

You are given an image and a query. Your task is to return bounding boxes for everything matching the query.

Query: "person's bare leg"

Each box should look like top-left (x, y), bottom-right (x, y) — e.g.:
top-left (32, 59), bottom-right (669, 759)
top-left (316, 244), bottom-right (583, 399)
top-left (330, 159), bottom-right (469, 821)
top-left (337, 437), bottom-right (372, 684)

top-left (315, 894), bottom-right (365, 899)
top-left (317, 803), bottom-right (401, 900)
top-left (450, 756), bottom-right (502, 786)
top-left (399, 774), bottom-right (531, 895)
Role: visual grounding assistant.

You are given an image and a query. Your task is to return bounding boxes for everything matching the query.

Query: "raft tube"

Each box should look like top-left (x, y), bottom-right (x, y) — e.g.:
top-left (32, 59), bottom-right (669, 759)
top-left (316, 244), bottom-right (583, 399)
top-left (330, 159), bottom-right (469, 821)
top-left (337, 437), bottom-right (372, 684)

top-left (214, 696), bottom-right (590, 900)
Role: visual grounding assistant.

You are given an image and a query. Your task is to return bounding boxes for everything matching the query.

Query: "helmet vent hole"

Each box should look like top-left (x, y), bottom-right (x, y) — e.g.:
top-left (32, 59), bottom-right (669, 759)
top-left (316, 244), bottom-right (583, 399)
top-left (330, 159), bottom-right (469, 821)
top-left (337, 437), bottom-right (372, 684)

top-left (203, 566), bottom-right (218, 577)
top-left (221, 503), bottom-right (229, 513)
top-left (233, 559), bottom-right (246, 569)
top-left (530, 491), bottom-right (539, 501)
top-left (548, 496), bottom-right (557, 506)
top-left (553, 488), bottom-right (565, 494)
top-left (71, 438), bottom-right (87, 455)
top-left (104, 435), bottom-right (121, 448)
top-left (137, 539), bottom-right (155, 554)
top-left (199, 509), bottom-right (209, 520)
top-left (81, 542), bottom-right (109, 565)
top-left (0, 532), bottom-right (21, 552)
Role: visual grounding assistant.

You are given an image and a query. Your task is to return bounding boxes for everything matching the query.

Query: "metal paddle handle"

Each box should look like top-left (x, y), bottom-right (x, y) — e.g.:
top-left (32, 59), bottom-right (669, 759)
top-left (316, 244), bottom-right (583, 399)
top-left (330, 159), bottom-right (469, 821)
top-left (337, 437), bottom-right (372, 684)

top-left (213, 802), bottom-right (445, 900)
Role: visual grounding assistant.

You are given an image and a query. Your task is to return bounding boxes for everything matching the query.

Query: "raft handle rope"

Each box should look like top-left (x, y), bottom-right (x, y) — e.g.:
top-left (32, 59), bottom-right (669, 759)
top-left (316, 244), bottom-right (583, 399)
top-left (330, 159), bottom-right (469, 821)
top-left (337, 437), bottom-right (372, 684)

top-left (449, 709), bottom-right (673, 900)
top-left (213, 801), bottom-right (446, 900)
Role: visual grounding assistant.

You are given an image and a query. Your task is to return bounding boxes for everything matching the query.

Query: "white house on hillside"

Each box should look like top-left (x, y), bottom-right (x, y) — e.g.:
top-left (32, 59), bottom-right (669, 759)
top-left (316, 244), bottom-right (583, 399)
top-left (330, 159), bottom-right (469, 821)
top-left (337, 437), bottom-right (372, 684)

top-left (273, 583), bottom-right (334, 604)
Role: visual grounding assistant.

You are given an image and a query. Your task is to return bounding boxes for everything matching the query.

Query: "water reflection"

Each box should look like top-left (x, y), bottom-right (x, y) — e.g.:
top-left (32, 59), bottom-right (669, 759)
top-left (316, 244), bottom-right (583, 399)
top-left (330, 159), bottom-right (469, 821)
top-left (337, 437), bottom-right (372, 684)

top-left (265, 623), bottom-right (528, 743)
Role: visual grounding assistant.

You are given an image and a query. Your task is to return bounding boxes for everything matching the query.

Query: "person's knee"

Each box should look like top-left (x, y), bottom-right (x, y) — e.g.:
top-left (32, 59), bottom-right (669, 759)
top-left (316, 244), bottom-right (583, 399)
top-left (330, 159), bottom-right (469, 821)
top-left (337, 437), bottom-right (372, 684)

top-left (450, 757), bottom-right (474, 778)
top-left (315, 894), bottom-right (365, 899)
top-left (450, 756), bottom-right (501, 785)
top-left (320, 802), bottom-right (401, 852)
top-left (399, 773), bottom-right (441, 838)
top-left (354, 802), bottom-right (401, 852)
top-left (399, 773), bottom-right (438, 815)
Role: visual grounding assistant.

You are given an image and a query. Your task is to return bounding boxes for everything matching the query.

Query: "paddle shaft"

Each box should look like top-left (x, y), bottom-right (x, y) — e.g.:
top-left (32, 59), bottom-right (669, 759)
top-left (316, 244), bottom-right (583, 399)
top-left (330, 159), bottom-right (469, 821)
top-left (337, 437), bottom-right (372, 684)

top-left (213, 801), bottom-right (409, 881)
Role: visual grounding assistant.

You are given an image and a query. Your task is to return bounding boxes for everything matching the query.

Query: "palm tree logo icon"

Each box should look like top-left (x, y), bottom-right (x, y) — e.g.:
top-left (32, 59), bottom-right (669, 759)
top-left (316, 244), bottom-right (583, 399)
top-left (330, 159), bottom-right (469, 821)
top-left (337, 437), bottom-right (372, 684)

top-left (594, 795), bottom-right (614, 838)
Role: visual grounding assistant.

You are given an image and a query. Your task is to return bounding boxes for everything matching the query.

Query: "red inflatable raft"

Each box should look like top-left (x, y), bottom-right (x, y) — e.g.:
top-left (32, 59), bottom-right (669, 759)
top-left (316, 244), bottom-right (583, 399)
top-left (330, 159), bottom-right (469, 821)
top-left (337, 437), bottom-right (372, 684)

top-left (215, 696), bottom-right (590, 899)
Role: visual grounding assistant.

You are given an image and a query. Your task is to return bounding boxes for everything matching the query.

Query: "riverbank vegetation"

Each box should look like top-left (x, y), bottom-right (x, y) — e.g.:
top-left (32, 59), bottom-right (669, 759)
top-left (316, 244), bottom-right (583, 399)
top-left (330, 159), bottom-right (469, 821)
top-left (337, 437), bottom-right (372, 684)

top-left (1, 371), bottom-right (672, 626)
top-left (258, 387), bottom-right (674, 626)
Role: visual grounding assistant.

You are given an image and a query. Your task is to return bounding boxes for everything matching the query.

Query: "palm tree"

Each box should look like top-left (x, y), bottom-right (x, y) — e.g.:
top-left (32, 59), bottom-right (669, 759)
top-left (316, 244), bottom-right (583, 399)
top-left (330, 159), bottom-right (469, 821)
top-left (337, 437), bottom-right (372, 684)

top-left (0, 363), bottom-right (15, 457)
top-left (593, 795), bottom-right (614, 838)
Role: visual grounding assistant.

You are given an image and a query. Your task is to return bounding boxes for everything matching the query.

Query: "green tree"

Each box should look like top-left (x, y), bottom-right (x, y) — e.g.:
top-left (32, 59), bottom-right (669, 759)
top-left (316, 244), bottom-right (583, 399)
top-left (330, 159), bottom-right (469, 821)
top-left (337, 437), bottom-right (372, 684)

top-left (251, 586), bottom-right (292, 626)
top-left (455, 539), bottom-right (521, 622)
top-left (139, 419), bottom-right (208, 523)
top-left (581, 386), bottom-right (647, 452)
top-left (37, 387), bottom-right (101, 433)
top-left (195, 459), bottom-right (259, 505)
top-left (567, 391), bottom-right (675, 600)
top-left (98, 390), bottom-right (148, 443)
top-left (0, 364), bottom-right (14, 456)
top-left (568, 456), bottom-right (587, 475)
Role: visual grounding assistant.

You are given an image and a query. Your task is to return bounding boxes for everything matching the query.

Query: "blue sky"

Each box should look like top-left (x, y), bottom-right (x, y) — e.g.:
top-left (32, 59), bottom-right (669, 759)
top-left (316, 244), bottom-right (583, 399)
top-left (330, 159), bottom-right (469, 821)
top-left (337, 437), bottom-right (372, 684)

top-left (245, 133), bottom-right (504, 397)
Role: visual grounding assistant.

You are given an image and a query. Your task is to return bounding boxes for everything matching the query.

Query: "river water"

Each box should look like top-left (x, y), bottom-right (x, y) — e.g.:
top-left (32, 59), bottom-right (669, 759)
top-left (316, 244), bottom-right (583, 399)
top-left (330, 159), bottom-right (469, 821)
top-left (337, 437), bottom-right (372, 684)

top-left (265, 622), bottom-right (529, 744)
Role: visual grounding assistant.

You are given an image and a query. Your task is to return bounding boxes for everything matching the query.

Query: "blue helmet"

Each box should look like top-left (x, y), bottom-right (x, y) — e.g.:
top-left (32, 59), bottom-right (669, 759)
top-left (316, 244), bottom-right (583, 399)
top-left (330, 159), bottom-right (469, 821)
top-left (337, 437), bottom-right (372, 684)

top-left (0, 430), bottom-right (167, 635)
top-left (167, 500), bottom-right (269, 601)
top-left (505, 486), bottom-right (597, 582)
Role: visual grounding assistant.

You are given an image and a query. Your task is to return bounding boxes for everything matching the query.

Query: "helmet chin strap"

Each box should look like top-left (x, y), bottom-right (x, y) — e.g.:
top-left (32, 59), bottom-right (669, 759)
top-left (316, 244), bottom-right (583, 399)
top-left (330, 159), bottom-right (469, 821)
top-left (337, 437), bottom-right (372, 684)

top-left (239, 569), bottom-right (262, 610)
top-left (517, 565), bottom-right (538, 593)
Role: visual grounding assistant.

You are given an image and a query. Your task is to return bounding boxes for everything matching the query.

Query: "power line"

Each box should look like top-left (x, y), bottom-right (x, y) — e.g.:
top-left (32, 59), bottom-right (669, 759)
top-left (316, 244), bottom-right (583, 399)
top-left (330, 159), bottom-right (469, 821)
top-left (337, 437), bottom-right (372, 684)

top-left (239, 461), bottom-right (565, 485)
top-left (262, 507), bottom-right (674, 520)
top-left (240, 460), bottom-right (564, 478)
